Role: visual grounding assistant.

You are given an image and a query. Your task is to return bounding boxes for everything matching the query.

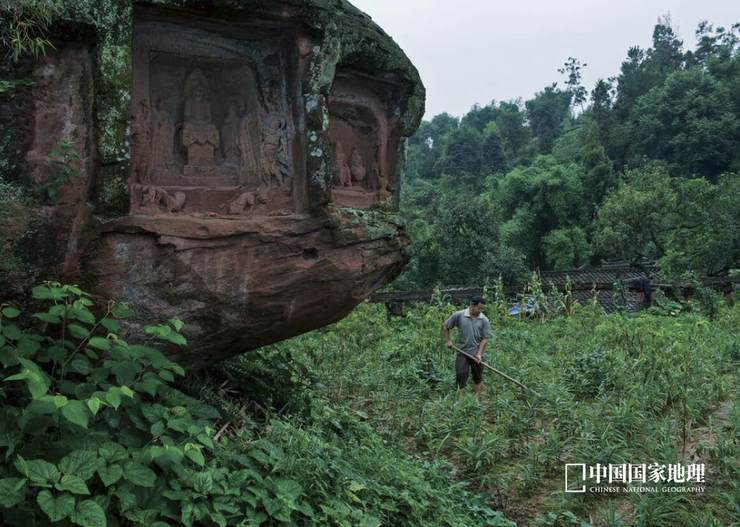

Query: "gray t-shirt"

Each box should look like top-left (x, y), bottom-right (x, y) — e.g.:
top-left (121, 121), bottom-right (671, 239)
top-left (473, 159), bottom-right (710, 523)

top-left (444, 308), bottom-right (494, 355)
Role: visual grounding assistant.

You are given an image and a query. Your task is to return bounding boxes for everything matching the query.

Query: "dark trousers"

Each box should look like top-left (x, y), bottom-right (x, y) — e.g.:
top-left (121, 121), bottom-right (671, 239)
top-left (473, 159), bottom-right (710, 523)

top-left (456, 352), bottom-right (482, 389)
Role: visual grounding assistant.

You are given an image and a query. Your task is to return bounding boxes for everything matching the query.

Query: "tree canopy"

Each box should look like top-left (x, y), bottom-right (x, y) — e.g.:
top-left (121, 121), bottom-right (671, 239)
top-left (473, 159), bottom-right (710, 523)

top-left (398, 19), bottom-right (740, 288)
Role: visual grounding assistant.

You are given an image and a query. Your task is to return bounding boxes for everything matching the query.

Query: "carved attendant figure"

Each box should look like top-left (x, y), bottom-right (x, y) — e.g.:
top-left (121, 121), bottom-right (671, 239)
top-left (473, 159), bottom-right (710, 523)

top-left (150, 98), bottom-right (175, 170)
top-left (238, 100), bottom-right (260, 185)
top-left (332, 141), bottom-right (351, 187)
top-left (132, 100), bottom-right (152, 184)
top-left (221, 101), bottom-right (241, 164)
top-left (262, 113), bottom-right (290, 189)
top-left (349, 147), bottom-right (367, 186)
top-left (182, 69), bottom-right (219, 167)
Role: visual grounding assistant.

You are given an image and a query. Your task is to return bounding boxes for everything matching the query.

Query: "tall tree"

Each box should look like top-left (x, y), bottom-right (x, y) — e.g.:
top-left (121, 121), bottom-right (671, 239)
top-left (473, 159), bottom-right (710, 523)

top-left (630, 68), bottom-right (739, 179)
top-left (525, 85), bottom-right (572, 153)
top-left (481, 122), bottom-right (508, 173)
top-left (558, 57), bottom-right (588, 111)
top-left (437, 126), bottom-right (483, 177)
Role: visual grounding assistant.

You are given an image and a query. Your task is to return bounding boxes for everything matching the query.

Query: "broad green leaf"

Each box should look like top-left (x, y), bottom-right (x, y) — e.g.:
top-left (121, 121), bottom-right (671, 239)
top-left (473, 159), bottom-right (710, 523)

top-left (56, 474), bottom-right (90, 495)
top-left (0, 477), bottom-right (26, 507)
top-left (100, 318), bottom-right (120, 333)
top-left (49, 305), bottom-right (66, 316)
top-left (123, 462), bottom-right (156, 488)
top-left (106, 388), bottom-right (121, 409)
top-left (149, 445), bottom-right (183, 465)
top-left (2, 324), bottom-right (22, 340)
top-left (32, 284), bottom-right (68, 300)
top-left (53, 395), bottom-right (69, 408)
top-left (69, 357), bottom-right (92, 375)
top-left (110, 361), bottom-right (140, 384)
top-left (67, 324), bottom-right (90, 340)
top-left (184, 447), bottom-right (205, 467)
top-left (28, 370), bottom-right (51, 399)
top-left (196, 433), bottom-right (214, 449)
top-left (68, 306), bottom-right (96, 325)
top-left (66, 285), bottom-right (85, 296)
top-left (150, 421), bottom-right (165, 436)
top-left (60, 450), bottom-right (98, 479)
top-left (15, 457), bottom-right (60, 485)
top-left (111, 303), bottom-right (135, 319)
top-left (37, 489), bottom-right (75, 522)
top-left (33, 312), bottom-right (62, 324)
top-left (120, 385), bottom-right (134, 398)
top-left (158, 370), bottom-right (175, 382)
top-left (97, 464), bottom-right (123, 487)
top-left (274, 478), bottom-right (303, 500)
top-left (88, 337), bottom-right (111, 351)
top-left (165, 333), bottom-right (187, 346)
top-left (87, 397), bottom-right (102, 415)
top-left (192, 472), bottom-right (213, 494)
top-left (4, 371), bottom-right (29, 382)
top-left (18, 334), bottom-right (42, 354)
top-left (62, 400), bottom-right (90, 429)
top-left (135, 376), bottom-right (162, 397)
top-left (71, 499), bottom-right (107, 527)
top-left (2, 307), bottom-right (20, 318)
top-left (27, 397), bottom-right (58, 415)
top-left (98, 442), bottom-right (128, 463)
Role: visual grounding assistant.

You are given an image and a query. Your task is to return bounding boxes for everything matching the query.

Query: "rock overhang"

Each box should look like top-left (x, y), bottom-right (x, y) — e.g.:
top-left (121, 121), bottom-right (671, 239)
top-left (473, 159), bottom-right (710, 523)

top-left (0, 0), bottom-right (424, 366)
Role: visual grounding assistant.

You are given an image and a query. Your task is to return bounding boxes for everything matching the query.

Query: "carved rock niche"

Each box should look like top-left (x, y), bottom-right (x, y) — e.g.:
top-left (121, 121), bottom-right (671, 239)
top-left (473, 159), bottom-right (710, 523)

top-left (131, 10), bottom-right (297, 217)
top-left (328, 71), bottom-right (402, 208)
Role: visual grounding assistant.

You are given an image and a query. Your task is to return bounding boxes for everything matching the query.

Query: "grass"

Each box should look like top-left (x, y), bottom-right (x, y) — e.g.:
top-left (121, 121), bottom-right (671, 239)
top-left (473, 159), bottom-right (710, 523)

top-left (217, 296), bottom-right (738, 526)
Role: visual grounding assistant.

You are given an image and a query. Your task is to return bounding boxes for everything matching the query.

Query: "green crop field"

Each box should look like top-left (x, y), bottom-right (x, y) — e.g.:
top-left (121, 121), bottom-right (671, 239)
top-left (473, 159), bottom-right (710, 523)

top-left (209, 290), bottom-right (738, 526)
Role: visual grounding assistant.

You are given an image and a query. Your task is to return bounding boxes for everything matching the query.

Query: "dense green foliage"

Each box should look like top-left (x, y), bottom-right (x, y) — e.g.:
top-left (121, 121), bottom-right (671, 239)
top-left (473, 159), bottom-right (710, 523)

top-left (0, 283), bottom-right (514, 526)
top-left (254, 290), bottom-right (738, 526)
top-left (400, 19), bottom-right (739, 288)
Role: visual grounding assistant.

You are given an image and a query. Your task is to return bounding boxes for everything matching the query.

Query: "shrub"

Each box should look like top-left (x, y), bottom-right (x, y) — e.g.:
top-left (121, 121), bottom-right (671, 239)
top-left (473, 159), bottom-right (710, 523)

top-left (1, 283), bottom-right (515, 526)
top-left (0, 283), bottom-right (243, 526)
top-left (564, 347), bottom-right (616, 399)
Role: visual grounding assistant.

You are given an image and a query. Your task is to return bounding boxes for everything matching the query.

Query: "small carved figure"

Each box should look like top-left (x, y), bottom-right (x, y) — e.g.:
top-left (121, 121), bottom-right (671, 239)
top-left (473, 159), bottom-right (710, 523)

top-left (332, 141), bottom-right (351, 187)
top-left (262, 113), bottom-right (290, 189)
top-left (227, 188), bottom-right (268, 215)
top-left (221, 101), bottom-right (241, 164)
top-left (140, 185), bottom-right (186, 214)
top-left (367, 162), bottom-right (380, 191)
top-left (151, 98), bottom-right (175, 170)
top-left (227, 191), bottom-right (255, 215)
top-left (349, 147), bottom-right (366, 186)
top-left (182, 69), bottom-right (219, 167)
top-left (238, 101), bottom-right (260, 183)
top-left (132, 100), bottom-right (152, 183)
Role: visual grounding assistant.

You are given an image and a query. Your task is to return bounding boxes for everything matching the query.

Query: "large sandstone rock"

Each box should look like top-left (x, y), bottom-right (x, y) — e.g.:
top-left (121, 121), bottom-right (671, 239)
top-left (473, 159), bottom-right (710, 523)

top-left (0, 1), bottom-right (424, 368)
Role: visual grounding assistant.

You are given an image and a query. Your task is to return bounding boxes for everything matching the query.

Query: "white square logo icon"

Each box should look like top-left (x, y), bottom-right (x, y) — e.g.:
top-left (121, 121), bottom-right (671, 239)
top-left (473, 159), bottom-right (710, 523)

top-left (565, 463), bottom-right (586, 493)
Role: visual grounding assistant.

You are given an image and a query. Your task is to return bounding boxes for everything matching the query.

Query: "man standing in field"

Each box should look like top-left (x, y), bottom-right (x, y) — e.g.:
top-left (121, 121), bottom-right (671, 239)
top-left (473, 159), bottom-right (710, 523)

top-left (442, 295), bottom-right (493, 398)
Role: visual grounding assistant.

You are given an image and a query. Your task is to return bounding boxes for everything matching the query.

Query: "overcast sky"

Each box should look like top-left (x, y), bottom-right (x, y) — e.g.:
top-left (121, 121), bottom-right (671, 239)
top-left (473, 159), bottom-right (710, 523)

top-left (349, 0), bottom-right (739, 119)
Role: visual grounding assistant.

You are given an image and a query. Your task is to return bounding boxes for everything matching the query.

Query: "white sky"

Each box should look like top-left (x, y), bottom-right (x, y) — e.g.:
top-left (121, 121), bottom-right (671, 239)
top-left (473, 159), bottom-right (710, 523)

top-left (349, 0), bottom-right (739, 119)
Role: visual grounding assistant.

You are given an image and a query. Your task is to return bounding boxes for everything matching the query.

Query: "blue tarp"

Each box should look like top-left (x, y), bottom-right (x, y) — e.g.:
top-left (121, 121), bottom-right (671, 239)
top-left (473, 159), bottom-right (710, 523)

top-left (508, 297), bottom-right (535, 316)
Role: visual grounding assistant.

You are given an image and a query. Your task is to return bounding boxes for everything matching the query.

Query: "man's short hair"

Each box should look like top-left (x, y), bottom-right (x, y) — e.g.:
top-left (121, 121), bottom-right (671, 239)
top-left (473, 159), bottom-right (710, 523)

top-left (470, 295), bottom-right (486, 305)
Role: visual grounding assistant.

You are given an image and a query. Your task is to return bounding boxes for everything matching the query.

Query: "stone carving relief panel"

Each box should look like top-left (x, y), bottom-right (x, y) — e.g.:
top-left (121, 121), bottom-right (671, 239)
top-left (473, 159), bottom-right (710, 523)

top-left (131, 13), bottom-right (297, 217)
top-left (328, 74), bottom-right (401, 209)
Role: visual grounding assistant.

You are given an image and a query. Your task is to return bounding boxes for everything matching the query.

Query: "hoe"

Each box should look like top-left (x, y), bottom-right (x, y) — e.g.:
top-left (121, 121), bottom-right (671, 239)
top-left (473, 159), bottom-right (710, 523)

top-left (450, 344), bottom-right (542, 398)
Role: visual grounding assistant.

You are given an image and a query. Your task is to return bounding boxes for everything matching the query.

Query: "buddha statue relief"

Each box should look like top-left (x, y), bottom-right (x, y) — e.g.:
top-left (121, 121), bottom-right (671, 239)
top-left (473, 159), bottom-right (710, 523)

top-left (182, 69), bottom-right (219, 168)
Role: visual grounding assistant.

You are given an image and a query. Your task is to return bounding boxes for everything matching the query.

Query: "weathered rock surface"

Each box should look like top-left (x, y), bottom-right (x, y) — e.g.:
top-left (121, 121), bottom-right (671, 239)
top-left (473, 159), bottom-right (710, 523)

top-left (0, 1), bottom-right (424, 367)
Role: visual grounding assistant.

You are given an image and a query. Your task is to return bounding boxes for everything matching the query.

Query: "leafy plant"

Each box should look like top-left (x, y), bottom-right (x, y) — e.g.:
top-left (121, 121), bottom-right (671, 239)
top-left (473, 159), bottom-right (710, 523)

top-left (34, 139), bottom-right (80, 202)
top-left (0, 0), bottom-right (59, 63)
top-left (0, 283), bottom-right (233, 526)
top-left (564, 346), bottom-right (615, 399)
